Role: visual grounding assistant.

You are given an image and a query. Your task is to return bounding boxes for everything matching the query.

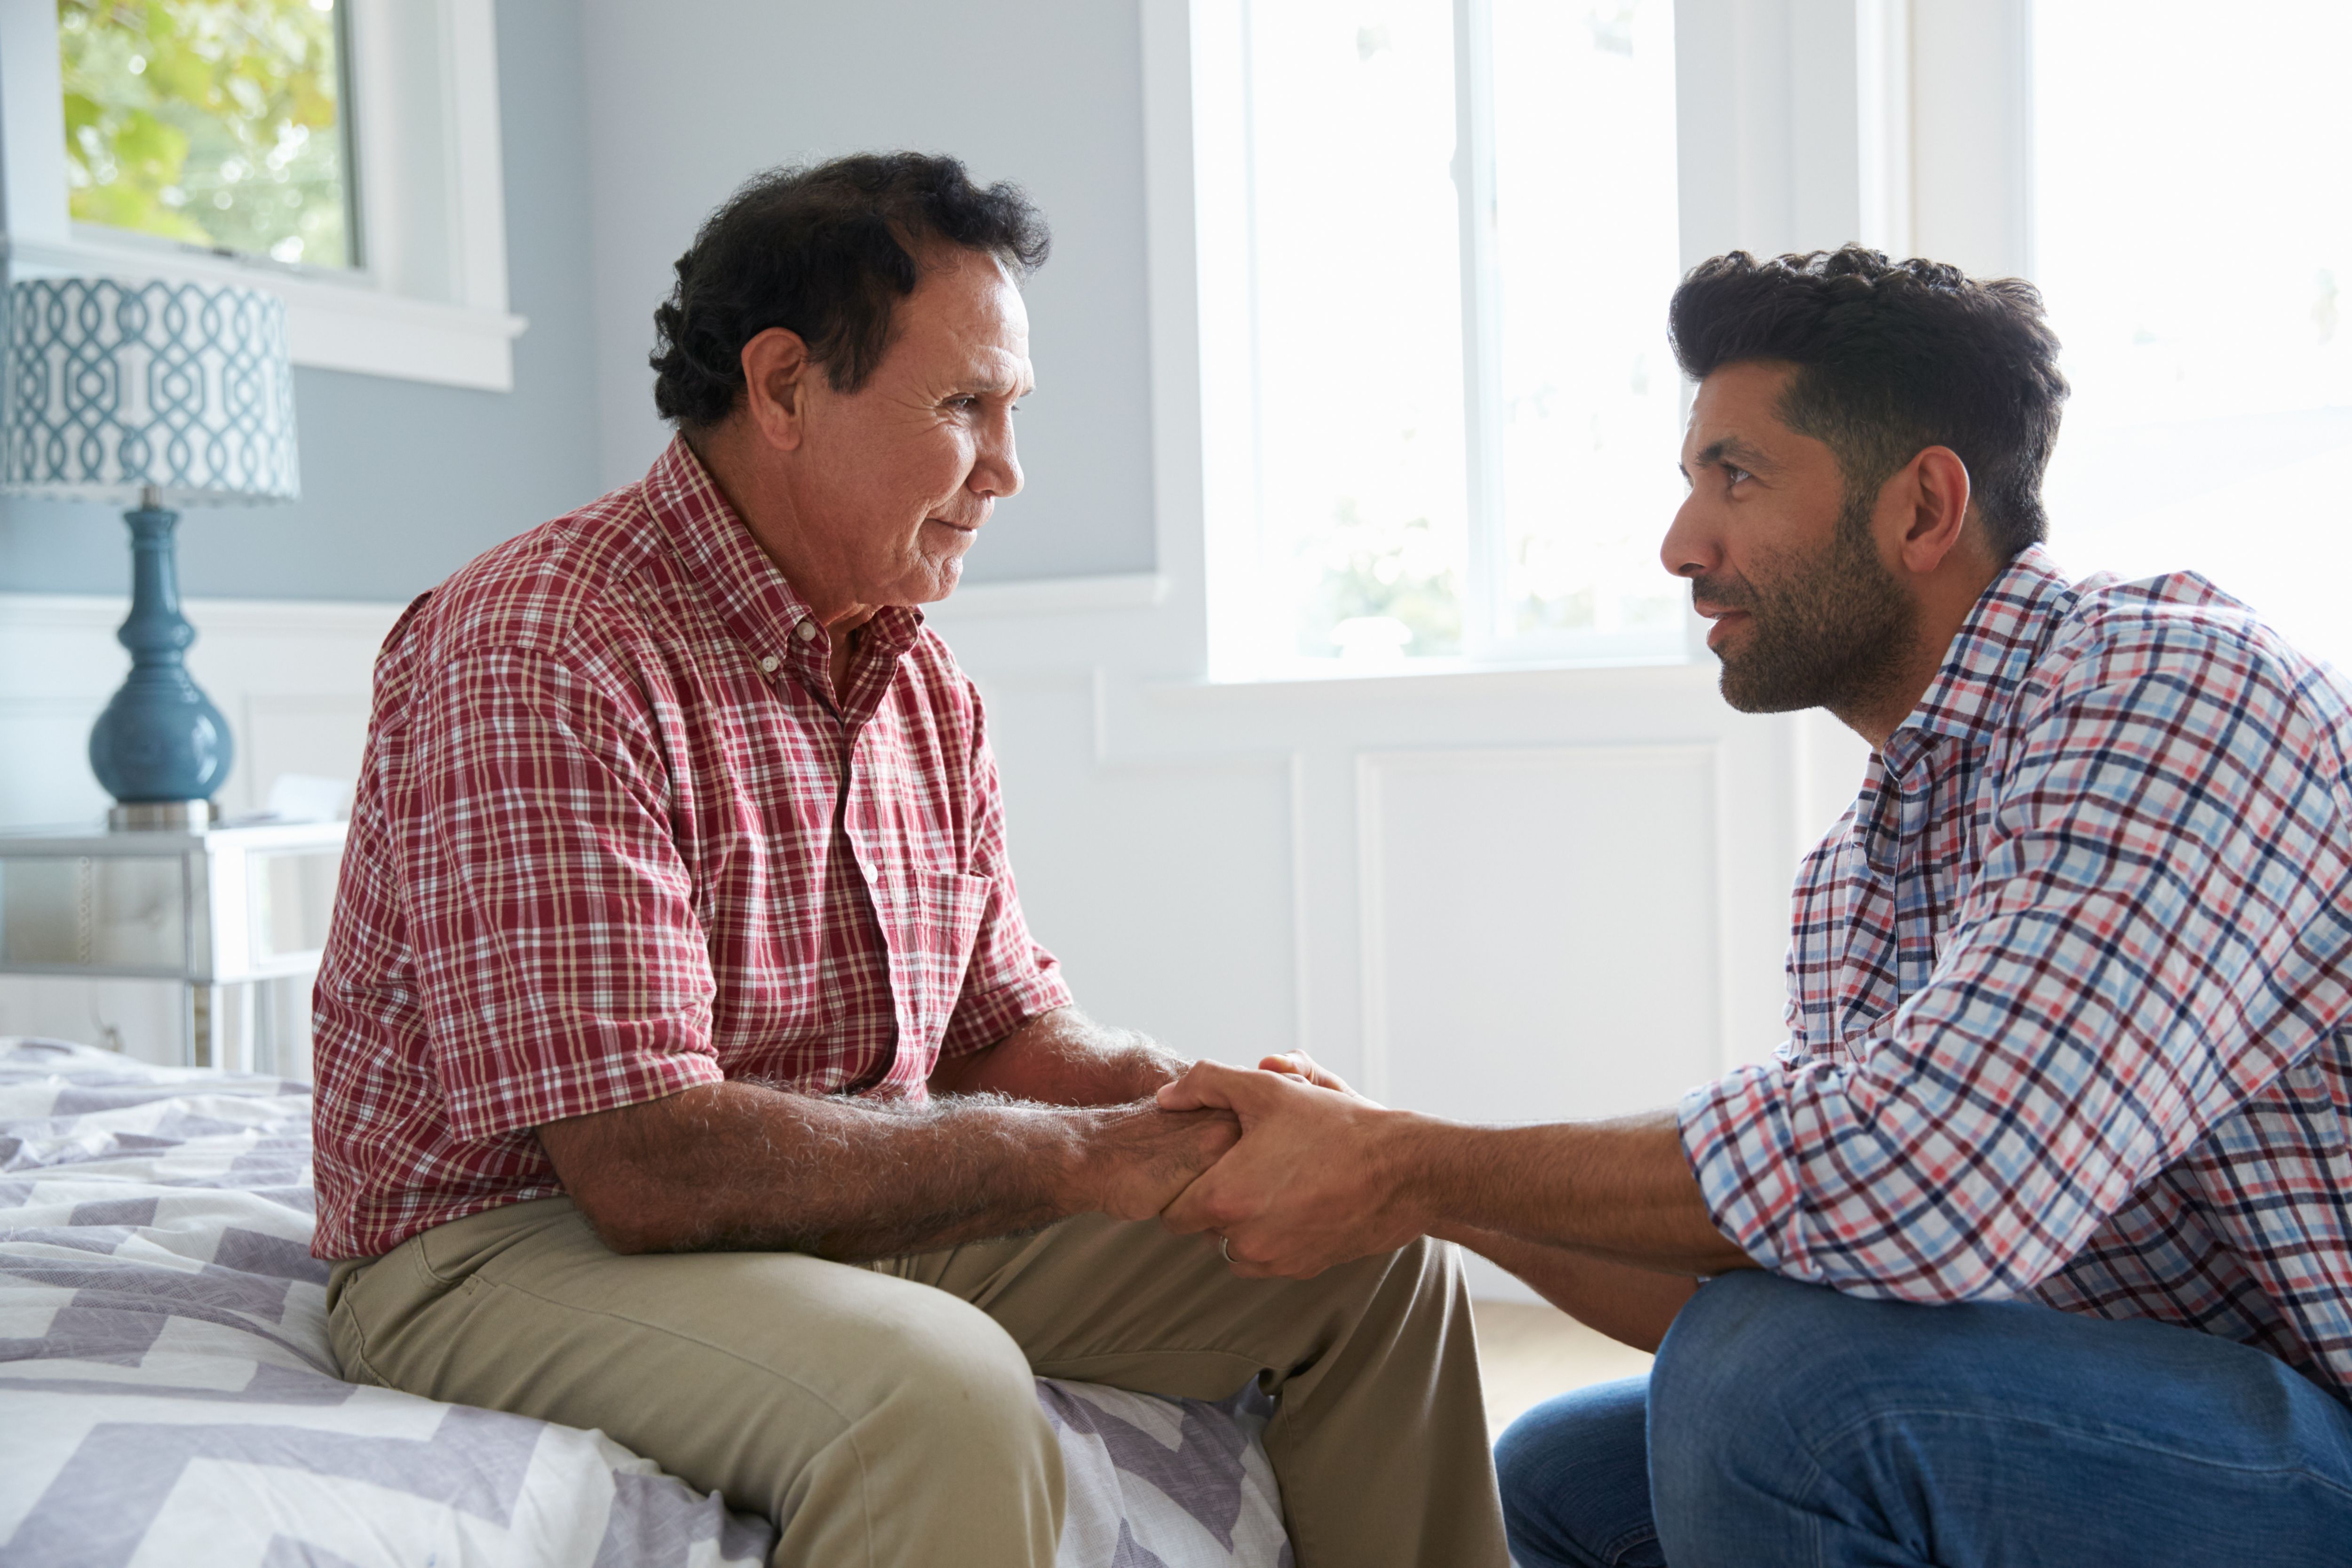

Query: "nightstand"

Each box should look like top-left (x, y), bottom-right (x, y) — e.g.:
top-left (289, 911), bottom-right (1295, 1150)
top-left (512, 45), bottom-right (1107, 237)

top-left (0, 819), bottom-right (346, 1071)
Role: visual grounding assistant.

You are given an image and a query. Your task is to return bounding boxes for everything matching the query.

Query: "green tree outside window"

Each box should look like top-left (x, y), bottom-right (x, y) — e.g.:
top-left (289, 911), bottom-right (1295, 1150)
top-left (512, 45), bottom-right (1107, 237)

top-left (60, 0), bottom-right (352, 269)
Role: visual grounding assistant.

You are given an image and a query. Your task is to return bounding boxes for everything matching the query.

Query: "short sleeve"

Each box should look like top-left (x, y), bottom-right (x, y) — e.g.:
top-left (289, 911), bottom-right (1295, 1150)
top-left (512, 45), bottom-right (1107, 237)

top-left (400, 647), bottom-right (724, 1141)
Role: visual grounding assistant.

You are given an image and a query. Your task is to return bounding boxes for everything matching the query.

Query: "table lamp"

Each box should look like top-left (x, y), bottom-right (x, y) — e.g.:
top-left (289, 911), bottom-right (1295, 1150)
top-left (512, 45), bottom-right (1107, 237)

top-left (4, 277), bottom-right (299, 831)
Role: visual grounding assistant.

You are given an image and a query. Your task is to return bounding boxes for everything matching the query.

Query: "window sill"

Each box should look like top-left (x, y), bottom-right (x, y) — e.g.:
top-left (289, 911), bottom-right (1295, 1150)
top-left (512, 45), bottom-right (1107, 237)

top-left (1162, 652), bottom-right (1714, 705)
top-left (4, 231), bottom-right (528, 392)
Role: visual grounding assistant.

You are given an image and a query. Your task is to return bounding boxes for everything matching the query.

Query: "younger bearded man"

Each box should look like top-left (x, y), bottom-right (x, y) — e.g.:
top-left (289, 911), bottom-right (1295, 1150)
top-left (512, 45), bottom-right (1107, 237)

top-left (1164, 247), bottom-right (2352, 1568)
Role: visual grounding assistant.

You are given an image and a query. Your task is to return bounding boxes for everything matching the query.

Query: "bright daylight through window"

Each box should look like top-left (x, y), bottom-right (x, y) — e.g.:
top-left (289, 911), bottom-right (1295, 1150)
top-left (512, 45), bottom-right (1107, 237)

top-left (58, 0), bottom-right (354, 269)
top-left (1222, 0), bottom-right (1684, 674)
top-left (2032, 1), bottom-right (2350, 667)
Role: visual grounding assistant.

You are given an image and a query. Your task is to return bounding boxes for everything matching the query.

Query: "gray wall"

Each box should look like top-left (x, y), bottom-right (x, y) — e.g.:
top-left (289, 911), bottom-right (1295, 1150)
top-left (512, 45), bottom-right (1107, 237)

top-left (580, 0), bottom-right (1159, 584)
top-left (0, 0), bottom-right (603, 603)
top-left (0, 0), bottom-right (1160, 601)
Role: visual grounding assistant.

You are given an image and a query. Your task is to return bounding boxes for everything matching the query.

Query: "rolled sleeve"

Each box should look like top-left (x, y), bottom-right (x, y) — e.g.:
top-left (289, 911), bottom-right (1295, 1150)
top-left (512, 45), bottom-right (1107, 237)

top-left (1685, 644), bottom-right (2352, 1303)
top-left (404, 648), bottom-right (724, 1143)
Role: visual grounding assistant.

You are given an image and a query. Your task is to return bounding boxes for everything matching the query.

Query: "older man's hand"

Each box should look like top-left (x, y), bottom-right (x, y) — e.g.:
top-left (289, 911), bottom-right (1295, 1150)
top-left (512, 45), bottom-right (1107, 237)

top-left (1155, 1057), bottom-right (1428, 1278)
top-left (1073, 1103), bottom-right (1244, 1223)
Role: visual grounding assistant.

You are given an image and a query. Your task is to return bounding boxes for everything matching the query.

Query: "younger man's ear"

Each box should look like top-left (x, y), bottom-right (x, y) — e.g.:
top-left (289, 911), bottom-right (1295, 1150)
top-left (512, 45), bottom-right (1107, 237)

top-left (1897, 445), bottom-right (1973, 573)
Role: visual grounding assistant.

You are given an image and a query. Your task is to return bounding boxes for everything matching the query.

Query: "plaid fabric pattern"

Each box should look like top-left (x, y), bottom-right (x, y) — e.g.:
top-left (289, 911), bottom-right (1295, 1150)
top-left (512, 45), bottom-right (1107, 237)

top-left (311, 437), bottom-right (1071, 1260)
top-left (1683, 546), bottom-right (2352, 1391)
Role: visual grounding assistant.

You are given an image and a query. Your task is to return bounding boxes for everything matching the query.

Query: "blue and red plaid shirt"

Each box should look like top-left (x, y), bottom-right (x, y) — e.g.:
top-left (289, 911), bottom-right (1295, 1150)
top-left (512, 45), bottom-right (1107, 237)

top-left (1684, 546), bottom-right (2352, 1393)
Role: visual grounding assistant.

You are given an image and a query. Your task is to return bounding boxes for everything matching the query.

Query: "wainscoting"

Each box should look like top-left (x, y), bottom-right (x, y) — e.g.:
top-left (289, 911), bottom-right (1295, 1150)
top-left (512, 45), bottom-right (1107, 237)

top-left (0, 582), bottom-right (1872, 1300)
top-left (0, 593), bottom-right (402, 1060)
top-left (926, 583), bottom-right (1871, 1300)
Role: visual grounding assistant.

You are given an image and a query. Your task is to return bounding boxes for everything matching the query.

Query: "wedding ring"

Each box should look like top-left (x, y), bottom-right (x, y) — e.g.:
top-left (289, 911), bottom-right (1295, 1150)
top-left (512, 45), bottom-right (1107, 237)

top-left (1220, 1234), bottom-right (1234, 1264)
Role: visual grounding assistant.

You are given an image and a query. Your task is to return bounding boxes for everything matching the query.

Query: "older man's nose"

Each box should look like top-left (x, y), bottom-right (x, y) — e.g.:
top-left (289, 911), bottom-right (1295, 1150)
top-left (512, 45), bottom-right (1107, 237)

top-left (975, 431), bottom-right (1023, 500)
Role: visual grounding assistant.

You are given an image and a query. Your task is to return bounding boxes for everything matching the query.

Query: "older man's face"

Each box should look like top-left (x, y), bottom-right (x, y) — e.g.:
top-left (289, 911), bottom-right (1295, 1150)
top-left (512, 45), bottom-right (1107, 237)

top-left (792, 246), bottom-right (1032, 608)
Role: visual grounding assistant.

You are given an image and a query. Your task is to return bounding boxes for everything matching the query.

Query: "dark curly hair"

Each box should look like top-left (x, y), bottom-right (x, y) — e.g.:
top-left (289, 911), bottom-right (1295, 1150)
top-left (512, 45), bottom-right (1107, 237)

top-left (649, 152), bottom-right (1052, 429)
top-left (1669, 245), bottom-right (2068, 559)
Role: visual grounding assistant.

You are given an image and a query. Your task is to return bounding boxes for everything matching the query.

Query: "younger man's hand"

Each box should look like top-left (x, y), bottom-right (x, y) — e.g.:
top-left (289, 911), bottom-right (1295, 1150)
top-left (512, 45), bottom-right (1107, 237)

top-left (1155, 1060), bottom-right (1426, 1279)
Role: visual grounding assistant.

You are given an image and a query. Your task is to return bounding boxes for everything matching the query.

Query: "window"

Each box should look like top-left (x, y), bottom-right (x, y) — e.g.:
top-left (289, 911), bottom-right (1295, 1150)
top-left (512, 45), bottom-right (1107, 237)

top-left (0, 0), bottom-right (522, 390)
top-left (61, 0), bottom-right (355, 270)
top-left (2030, 0), bottom-right (2352, 669)
top-left (1201, 0), bottom-right (1685, 676)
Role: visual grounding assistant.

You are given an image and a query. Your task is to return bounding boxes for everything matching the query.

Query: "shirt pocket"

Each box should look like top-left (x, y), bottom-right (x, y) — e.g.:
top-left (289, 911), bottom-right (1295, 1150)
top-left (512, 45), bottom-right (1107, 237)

top-left (882, 870), bottom-right (996, 1061)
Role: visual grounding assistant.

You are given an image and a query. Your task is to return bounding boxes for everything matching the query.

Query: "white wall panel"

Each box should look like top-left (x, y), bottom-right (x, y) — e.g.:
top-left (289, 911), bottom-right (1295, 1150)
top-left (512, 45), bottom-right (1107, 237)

top-left (1358, 745), bottom-right (1723, 1126)
top-left (240, 694), bottom-right (375, 814)
top-left (979, 674), bottom-right (1299, 1065)
top-left (0, 590), bottom-right (1824, 1308)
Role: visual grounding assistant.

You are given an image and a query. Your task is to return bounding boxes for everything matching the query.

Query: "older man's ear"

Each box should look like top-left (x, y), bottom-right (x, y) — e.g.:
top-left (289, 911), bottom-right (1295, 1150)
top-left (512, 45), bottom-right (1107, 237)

top-left (736, 326), bottom-right (815, 452)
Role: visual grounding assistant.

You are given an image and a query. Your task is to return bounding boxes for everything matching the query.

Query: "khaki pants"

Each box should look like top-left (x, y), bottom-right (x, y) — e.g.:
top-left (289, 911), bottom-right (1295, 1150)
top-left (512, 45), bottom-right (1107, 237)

top-left (327, 1197), bottom-right (1506, 1568)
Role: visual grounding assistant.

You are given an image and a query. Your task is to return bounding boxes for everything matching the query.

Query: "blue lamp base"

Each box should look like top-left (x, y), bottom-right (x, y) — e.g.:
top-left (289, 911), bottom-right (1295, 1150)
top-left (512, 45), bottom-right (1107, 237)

top-left (87, 497), bottom-right (235, 823)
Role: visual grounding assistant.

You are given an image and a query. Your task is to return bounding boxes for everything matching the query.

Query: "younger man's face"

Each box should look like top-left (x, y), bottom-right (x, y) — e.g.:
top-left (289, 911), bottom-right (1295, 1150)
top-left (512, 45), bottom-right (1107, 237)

top-left (1662, 361), bottom-right (1916, 717)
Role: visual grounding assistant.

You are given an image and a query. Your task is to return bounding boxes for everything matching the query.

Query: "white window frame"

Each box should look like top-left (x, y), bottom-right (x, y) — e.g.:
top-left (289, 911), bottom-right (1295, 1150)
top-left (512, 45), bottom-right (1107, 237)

top-left (1171, 0), bottom-right (1963, 682)
top-left (1906, 0), bottom-right (2033, 283)
top-left (0, 0), bottom-right (526, 391)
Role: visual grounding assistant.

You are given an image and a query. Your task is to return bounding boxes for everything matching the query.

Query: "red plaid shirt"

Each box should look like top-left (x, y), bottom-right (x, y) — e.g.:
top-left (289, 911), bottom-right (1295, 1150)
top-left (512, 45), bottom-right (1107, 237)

top-left (311, 437), bottom-right (1071, 1259)
top-left (1684, 547), bottom-right (2352, 1392)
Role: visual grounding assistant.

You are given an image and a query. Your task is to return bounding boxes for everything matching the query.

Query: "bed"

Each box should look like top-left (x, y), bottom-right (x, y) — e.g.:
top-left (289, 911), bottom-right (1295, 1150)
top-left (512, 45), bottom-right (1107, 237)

top-left (0, 1038), bottom-right (1292, 1567)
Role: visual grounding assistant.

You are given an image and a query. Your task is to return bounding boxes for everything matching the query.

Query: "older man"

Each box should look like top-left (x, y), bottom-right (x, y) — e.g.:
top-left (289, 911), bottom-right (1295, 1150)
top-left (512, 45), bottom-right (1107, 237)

top-left (310, 154), bottom-right (1506, 1568)
top-left (1162, 247), bottom-right (2352, 1568)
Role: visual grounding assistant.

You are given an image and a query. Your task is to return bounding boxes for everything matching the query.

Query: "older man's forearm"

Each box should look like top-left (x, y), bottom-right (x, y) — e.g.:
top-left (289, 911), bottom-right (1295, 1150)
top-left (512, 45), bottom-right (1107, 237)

top-left (930, 1006), bottom-right (1189, 1107)
top-left (538, 1079), bottom-right (1231, 1261)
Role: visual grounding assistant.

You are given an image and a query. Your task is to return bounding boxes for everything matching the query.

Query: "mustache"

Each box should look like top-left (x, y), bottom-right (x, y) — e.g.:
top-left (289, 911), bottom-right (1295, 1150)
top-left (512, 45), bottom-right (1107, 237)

top-left (1689, 574), bottom-right (1757, 613)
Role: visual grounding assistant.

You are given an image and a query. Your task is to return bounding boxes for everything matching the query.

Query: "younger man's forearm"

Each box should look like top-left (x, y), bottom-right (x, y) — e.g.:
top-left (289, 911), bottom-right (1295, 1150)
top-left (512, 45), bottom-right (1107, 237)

top-left (1388, 1110), bottom-right (1756, 1277)
top-left (1434, 1221), bottom-right (1699, 1353)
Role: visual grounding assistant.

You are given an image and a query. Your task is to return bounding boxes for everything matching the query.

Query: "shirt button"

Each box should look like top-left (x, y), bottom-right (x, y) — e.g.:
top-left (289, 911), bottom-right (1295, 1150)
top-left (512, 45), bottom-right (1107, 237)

top-left (795, 621), bottom-right (818, 642)
top-left (760, 655), bottom-right (779, 673)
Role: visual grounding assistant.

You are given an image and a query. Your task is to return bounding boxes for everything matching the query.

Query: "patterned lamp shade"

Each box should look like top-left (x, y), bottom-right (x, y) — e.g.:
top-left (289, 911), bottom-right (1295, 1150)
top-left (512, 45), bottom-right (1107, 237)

top-left (4, 277), bottom-right (299, 505)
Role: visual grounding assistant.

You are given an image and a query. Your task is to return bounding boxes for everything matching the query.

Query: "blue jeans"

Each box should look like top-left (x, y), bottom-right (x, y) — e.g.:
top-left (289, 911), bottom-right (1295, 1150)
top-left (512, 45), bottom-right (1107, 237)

top-left (1496, 1270), bottom-right (2352, 1567)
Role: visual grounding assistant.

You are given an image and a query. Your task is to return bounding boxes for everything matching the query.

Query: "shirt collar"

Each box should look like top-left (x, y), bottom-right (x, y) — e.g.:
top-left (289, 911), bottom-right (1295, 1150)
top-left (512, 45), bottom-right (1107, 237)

top-left (638, 435), bottom-right (924, 684)
top-left (1883, 544), bottom-right (2078, 767)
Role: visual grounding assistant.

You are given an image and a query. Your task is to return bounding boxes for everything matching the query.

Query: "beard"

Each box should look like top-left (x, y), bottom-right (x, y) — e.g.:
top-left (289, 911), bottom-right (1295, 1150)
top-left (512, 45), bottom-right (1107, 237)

top-left (1698, 491), bottom-right (1918, 716)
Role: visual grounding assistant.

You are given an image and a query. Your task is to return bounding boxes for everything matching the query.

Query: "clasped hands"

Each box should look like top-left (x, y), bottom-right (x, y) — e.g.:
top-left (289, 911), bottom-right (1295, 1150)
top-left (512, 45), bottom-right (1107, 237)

top-left (1152, 1052), bottom-right (1430, 1281)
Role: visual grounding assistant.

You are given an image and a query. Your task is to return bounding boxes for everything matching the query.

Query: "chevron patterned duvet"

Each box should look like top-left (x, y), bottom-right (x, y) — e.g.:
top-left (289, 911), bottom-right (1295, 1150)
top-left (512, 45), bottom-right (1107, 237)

top-left (0, 1039), bottom-right (1291, 1567)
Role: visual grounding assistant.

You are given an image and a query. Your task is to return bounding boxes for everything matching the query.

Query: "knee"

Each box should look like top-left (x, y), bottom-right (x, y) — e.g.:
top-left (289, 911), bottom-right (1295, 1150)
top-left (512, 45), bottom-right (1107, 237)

top-left (1494, 1386), bottom-right (1619, 1505)
top-left (1494, 1377), bottom-right (1653, 1568)
top-left (1399, 1230), bottom-right (1463, 1299)
top-left (1648, 1271), bottom-right (1904, 1553)
top-left (1653, 1270), bottom-right (1846, 1422)
top-left (776, 1289), bottom-right (1058, 1556)
top-left (861, 1291), bottom-right (1049, 1457)
top-left (1320, 1229), bottom-right (1466, 1327)
top-left (1652, 1269), bottom-right (1930, 1442)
